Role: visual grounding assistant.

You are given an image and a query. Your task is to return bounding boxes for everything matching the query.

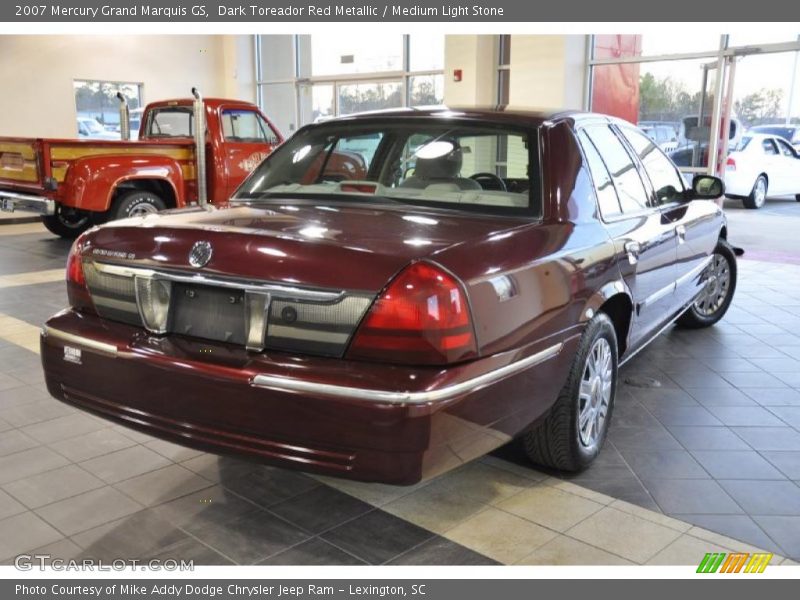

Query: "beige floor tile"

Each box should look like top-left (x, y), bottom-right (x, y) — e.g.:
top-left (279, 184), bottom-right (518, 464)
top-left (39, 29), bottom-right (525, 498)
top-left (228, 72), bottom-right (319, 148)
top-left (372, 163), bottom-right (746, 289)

top-left (383, 484), bottom-right (489, 534)
top-left (422, 461), bottom-right (535, 506)
top-left (478, 455), bottom-right (548, 481)
top-left (0, 269), bottom-right (63, 289)
top-left (497, 483), bottom-right (605, 532)
top-left (609, 499), bottom-right (693, 533)
top-left (566, 507), bottom-right (683, 564)
top-left (0, 222), bottom-right (45, 237)
top-left (646, 534), bottom-right (730, 565)
top-left (445, 507), bottom-right (558, 564)
top-left (516, 535), bottom-right (633, 565)
top-left (543, 478), bottom-right (616, 505)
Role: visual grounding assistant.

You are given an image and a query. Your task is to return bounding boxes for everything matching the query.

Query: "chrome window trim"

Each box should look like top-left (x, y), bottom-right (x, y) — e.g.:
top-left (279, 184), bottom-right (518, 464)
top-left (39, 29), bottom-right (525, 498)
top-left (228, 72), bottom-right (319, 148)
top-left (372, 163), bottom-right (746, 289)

top-left (251, 342), bottom-right (564, 405)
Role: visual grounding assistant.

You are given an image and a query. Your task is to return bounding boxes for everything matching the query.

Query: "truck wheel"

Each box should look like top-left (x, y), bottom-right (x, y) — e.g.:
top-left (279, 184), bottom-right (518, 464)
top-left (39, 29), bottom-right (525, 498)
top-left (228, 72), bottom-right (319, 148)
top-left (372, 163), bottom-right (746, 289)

top-left (113, 190), bottom-right (166, 220)
top-left (743, 175), bottom-right (767, 209)
top-left (520, 313), bottom-right (617, 472)
top-left (676, 239), bottom-right (737, 329)
top-left (41, 206), bottom-right (91, 239)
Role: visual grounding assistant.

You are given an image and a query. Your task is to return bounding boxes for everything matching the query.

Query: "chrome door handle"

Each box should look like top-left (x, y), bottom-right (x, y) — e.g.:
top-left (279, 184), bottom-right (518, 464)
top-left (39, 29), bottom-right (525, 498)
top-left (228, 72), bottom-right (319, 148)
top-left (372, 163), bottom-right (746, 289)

top-left (624, 240), bottom-right (641, 265)
top-left (676, 225), bottom-right (686, 244)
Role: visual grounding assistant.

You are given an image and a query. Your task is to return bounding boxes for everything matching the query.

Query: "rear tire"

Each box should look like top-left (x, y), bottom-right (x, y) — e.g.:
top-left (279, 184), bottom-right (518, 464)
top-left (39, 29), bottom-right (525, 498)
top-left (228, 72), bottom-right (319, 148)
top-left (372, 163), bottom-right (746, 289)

top-left (520, 313), bottom-right (618, 472)
top-left (113, 190), bottom-right (166, 221)
top-left (41, 205), bottom-right (91, 239)
top-left (676, 239), bottom-right (737, 329)
top-left (743, 175), bottom-right (767, 209)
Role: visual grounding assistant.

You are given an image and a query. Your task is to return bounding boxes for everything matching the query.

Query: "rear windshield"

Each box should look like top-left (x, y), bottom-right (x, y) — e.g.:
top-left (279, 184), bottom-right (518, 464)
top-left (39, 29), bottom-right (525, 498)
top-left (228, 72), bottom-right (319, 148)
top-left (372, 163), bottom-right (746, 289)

top-left (145, 107), bottom-right (194, 138)
top-left (234, 120), bottom-right (540, 215)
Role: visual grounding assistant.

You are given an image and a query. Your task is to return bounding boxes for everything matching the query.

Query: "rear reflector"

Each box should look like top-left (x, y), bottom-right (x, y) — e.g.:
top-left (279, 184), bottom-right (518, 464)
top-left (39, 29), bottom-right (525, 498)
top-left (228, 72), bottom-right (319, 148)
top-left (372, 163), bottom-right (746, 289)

top-left (346, 261), bottom-right (477, 365)
top-left (66, 235), bottom-right (96, 315)
top-left (726, 157), bottom-right (736, 171)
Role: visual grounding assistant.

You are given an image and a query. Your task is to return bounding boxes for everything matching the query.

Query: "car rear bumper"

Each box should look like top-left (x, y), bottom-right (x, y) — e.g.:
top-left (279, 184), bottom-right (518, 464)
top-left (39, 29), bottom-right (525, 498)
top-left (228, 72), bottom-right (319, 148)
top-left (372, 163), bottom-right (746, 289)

top-left (40, 309), bottom-right (577, 484)
top-left (723, 171), bottom-right (755, 197)
top-left (0, 191), bottom-right (55, 215)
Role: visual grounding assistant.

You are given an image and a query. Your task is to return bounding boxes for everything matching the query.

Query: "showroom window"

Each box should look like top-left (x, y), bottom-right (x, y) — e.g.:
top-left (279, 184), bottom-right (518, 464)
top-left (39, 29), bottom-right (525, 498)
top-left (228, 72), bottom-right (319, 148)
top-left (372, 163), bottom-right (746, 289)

top-left (588, 34), bottom-right (800, 178)
top-left (73, 80), bottom-right (143, 139)
top-left (255, 34), bottom-right (445, 136)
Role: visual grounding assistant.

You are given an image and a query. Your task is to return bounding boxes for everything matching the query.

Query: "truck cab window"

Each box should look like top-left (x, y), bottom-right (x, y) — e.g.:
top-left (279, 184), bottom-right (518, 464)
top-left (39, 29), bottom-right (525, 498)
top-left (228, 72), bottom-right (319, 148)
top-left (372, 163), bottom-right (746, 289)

top-left (222, 110), bottom-right (280, 144)
top-left (147, 108), bottom-right (194, 138)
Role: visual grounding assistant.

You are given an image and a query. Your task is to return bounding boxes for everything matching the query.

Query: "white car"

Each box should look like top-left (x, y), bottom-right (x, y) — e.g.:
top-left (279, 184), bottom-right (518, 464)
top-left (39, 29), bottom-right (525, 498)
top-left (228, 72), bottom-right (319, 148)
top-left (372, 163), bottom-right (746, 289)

top-left (76, 117), bottom-right (119, 140)
top-left (724, 133), bottom-right (800, 209)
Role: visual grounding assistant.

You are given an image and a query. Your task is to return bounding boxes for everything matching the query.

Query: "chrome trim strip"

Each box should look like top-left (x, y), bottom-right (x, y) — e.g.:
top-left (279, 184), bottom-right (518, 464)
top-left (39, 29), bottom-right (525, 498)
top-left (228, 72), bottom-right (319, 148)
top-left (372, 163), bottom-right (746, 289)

top-left (675, 256), bottom-right (712, 289)
top-left (640, 281), bottom-right (675, 309)
top-left (92, 261), bottom-right (345, 302)
top-left (42, 326), bottom-right (119, 356)
top-left (251, 342), bottom-right (564, 405)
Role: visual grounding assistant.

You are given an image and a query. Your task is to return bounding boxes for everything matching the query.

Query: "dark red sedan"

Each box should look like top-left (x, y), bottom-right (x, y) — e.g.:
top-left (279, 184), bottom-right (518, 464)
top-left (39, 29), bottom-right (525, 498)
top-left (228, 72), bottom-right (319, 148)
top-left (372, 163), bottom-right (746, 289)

top-left (40, 108), bottom-right (736, 484)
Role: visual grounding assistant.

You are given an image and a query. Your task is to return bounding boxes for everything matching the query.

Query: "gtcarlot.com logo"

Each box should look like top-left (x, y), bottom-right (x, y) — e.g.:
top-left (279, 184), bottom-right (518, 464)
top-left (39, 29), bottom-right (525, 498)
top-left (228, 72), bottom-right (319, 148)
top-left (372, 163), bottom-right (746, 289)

top-left (697, 552), bottom-right (773, 573)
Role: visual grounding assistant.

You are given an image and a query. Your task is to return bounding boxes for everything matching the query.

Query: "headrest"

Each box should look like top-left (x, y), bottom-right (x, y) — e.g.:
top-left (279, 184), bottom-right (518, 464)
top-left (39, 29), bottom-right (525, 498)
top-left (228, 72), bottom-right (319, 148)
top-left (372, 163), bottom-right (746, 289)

top-left (413, 139), bottom-right (463, 180)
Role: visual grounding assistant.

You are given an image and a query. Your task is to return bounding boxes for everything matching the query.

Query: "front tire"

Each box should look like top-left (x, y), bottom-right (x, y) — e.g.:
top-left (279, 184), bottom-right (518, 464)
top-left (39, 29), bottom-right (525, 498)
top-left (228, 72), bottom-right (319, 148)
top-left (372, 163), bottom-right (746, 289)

top-left (743, 175), bottom-right (767, 209)
top-left (676, 239), bottom-right (737, 329)
top-left (520, 313), bottom-right (618, 472)
top-left (41, 205), bottom-right (91, 239)
top-left (112, 190), bottom-right (166, 221)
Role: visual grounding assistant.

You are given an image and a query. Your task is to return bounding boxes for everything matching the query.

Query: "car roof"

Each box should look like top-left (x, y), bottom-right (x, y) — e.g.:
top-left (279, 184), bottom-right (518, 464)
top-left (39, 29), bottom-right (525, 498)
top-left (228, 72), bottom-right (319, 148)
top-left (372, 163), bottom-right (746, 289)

top-left (311, 106), bottom-right (629, 129)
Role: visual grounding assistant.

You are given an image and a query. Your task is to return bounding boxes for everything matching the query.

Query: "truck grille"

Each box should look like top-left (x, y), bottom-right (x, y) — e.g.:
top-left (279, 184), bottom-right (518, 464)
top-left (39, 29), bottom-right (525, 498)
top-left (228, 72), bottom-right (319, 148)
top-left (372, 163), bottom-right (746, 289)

top-left (82, 260), bottom-right (374, 357)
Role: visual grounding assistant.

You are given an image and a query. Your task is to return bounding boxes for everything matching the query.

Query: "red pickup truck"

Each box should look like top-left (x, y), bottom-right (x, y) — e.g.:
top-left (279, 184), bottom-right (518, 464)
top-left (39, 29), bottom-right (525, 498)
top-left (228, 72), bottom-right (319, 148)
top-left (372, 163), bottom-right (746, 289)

top-left (0, 91), bottom-right (282, 237)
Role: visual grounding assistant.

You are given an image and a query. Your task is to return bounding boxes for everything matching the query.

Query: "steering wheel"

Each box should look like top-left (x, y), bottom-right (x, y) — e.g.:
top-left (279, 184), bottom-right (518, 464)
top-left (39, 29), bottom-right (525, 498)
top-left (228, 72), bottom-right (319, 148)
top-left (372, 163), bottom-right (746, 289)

top-left (470, 172), bottom-right (507, 192)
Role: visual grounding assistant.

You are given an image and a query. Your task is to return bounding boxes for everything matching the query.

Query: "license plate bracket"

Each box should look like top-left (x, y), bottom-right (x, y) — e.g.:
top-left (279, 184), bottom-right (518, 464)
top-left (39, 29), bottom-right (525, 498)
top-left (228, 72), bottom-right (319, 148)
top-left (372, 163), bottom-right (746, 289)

top-left (170, 283), bottom-right (247, 346)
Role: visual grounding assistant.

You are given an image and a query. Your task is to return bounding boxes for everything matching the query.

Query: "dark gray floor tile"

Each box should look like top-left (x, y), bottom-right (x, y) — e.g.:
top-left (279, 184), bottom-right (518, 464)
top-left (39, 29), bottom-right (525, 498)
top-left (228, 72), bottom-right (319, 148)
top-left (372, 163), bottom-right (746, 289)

top-left (609, 403), bottom-right (661, 428)
top-left (645, 405), bottom-right (722, 427)
top-left (259, 538), bottom-right (366, 565)
top-left (220, 467), bottom-right (320, 508)
top-left (762, 452), bottom-right (800, 479)
top-left (743, 388), bottom-right (800, 406)
top-left (667, 426), bottom-right (751, 451)
top-left (0, 385), bottom-right (50, 410)
top-left (690, 451), bottom-right (786, 480)
top-left (79, 445), bottom-right (172, 484)
top-left (718, 480), bottom-right (800, 516)
top-left (633, 388), bottom-right (699, 407)
top-left (676, 514), bottom-right (781, 554)
top-left (388, 537), bottom-right (499, 565)
top-left (702, 406), bottom-right (787, 427)
top-left (322, 509), bottom-right (435, 565)
top-left (774, 372), bottom-right (800, 387)
top-left (671, 372), bottom-right (734, 390)
top-left (767, 407), bottom-right (800, 428)
top-left (688, 388), bottom-right (758, 407)
top-left (21, 413), bottom-right (107, 444)
top-left (620, 449), bottom-right (709, 480)
top-left (0, 399), bottom-right (74, 428)
top-left (269, 485), bottom-right (372, 534)
top-left (71, 509), bottom-right (188, 559)
top-left (720, 371), bottom-right (788, 389)
top-left (643, 479), bottom-right (743, 515)
top-left (149, 537), bottom-right (234, 565)
top-left (608, 427), bottom-right (682, 451)
top-left (188, 509), bottom-right (310, 565)
top-left (749, 358), bottom-right (800, 374)
top-left (575, 477), bottom-right (661, 512)
top-left (731, 427), bottom-right (800, 451)
top-left (701, 357), bottom-right (763, 372)
top-left (753, 516), bottom-right (800, 560)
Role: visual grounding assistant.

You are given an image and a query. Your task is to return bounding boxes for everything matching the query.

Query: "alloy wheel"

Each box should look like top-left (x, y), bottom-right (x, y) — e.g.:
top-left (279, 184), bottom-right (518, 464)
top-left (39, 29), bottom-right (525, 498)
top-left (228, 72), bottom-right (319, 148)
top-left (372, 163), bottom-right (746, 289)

top-left (694, 253), bottom-right (731, 317)
top-left (578, 337), bottom-right (613, 449)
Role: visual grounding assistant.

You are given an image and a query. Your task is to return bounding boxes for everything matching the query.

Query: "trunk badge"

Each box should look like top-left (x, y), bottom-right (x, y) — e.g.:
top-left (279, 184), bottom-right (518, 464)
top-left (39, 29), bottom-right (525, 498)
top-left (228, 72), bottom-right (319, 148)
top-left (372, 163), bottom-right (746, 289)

top-left (188, 241), bottom-right (213, 268)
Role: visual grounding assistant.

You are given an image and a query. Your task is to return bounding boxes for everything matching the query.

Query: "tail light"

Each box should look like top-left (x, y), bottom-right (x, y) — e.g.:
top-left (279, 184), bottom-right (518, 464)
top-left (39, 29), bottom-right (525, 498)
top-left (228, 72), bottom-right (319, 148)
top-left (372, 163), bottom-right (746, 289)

top-left (346, 261), bottom-right (478, 365)
top-left (726, 157), bottom-right (736, 171)
top-left (66, 236), bottom-right (96, 315)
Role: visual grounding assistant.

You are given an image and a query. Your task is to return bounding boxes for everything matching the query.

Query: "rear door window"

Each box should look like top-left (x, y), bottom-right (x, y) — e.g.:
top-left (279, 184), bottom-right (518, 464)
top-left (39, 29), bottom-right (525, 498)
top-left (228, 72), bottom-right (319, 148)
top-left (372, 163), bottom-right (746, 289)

top-left (577, 130), bottom-right (623, 218)
top-left (762, 139), bottom-right (779, 155)
top-left (585, 125), bottom-right (651, 213)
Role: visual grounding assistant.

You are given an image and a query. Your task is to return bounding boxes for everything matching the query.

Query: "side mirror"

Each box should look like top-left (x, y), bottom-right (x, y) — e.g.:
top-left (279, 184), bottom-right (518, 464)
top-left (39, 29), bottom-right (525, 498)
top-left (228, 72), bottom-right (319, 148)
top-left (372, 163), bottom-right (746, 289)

top-left (687, 174), bottom-right (724, 200)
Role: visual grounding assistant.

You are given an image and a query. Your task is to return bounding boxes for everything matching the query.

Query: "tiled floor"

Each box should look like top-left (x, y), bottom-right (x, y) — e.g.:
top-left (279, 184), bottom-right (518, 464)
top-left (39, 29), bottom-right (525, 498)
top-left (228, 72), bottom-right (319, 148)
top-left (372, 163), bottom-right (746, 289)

top-left (0, 223), bottom-right (799, 565)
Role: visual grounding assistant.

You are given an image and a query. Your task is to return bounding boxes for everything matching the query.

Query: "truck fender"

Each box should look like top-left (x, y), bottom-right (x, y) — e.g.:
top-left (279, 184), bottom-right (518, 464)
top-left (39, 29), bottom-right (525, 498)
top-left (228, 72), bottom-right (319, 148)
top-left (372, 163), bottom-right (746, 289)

top-left (63, 155), bottom-right (186, 213)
